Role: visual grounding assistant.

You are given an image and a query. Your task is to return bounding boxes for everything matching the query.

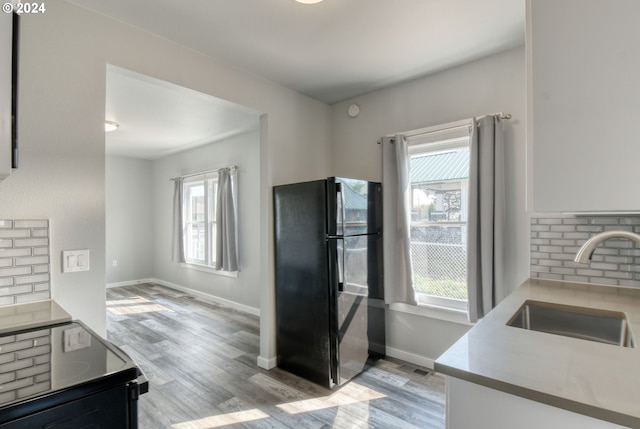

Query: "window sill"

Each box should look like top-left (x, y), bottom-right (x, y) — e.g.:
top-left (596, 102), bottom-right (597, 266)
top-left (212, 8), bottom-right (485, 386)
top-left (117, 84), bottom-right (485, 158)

top-left (181, 263), bottom-right (238, 278)
top-left (389, 302), bottom-right (473, 326)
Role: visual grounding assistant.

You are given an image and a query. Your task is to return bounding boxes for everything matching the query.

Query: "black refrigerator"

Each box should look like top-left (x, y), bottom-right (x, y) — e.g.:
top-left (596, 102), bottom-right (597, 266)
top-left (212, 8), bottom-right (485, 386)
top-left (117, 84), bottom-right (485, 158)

top-left (273, 177), bottom-right (385, 388)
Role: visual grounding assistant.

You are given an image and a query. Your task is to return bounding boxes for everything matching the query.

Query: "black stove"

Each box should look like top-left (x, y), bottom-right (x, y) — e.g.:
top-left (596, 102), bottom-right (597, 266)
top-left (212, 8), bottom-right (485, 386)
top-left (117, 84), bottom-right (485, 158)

top-left (0, 320), bottom-right (147, 428)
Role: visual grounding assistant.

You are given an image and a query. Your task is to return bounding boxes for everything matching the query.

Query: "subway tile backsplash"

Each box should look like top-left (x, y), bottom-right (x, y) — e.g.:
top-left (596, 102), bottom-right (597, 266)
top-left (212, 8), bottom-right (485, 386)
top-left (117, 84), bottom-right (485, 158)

top-left (530, 214), bottom-right (640, 287)
top-left (0, 220), bottom-right (50, 305)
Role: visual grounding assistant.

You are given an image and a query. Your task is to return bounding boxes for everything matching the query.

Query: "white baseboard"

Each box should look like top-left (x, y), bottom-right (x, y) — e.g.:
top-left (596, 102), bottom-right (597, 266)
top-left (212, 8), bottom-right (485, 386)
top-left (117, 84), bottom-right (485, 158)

top-left (107, 277), bottom-right (260, 317)
top-left (257, 355), bottom-right (277, 370)
top-left (106, 278), bottom-right (155, 289)
top-left (386, 346), bottom-right (435, 370)
top-left (148, 278), bottom-right (260, 317)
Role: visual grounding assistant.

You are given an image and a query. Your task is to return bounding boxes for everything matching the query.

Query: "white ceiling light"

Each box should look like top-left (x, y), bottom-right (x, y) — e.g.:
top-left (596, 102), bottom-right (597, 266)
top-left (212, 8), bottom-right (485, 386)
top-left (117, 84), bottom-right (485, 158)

top-left (296, 0), bottom-right (324, 4)
top-left (105, 121), bottom-right (119, 132)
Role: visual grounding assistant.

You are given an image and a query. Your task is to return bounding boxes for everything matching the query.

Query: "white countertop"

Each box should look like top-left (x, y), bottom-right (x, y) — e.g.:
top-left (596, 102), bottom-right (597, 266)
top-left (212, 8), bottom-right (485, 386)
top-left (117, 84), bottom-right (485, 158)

top-left (0, 300), bottom-right (72, 334)
top-left (435, 278), bottom-right (640, 427)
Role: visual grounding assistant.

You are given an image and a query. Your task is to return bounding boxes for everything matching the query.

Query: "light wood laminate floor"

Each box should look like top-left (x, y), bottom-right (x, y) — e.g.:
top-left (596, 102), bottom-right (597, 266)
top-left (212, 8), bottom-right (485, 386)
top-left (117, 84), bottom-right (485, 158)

top-left (106, 284), bottom-right (445, 429)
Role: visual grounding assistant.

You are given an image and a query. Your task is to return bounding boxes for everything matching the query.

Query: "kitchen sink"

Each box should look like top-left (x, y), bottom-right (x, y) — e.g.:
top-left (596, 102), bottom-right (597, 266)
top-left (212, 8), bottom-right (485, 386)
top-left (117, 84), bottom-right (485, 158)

top-left (507, 300), bottom-right (635, 348)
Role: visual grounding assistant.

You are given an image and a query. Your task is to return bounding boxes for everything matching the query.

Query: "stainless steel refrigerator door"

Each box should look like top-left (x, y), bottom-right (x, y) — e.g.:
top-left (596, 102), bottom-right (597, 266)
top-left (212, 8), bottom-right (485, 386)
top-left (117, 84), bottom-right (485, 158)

top-left (335, 235), bottom-right (370, 385)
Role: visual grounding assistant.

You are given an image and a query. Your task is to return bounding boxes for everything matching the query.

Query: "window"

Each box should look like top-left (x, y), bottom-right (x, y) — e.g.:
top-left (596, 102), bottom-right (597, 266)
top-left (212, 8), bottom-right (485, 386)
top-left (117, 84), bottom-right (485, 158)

top-left (172, 167), bottom-right (238, 275)
top-left (183, 175), bottom-right (218, 267)
top-left (407, 128), bottom-right (470, 311)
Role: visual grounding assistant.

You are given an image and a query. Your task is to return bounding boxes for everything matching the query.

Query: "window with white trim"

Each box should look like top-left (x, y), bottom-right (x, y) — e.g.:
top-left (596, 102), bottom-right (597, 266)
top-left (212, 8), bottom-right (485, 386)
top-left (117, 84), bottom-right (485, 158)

top-left (407, 124), bottom-right (470, 311)
top-left (183, 175), bottom-right (218, 267)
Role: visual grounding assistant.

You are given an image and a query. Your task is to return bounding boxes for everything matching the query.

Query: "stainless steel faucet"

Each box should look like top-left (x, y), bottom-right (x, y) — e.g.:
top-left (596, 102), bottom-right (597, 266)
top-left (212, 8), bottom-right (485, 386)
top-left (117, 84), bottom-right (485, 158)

top-left (574, 230), bottom-right (640, 263)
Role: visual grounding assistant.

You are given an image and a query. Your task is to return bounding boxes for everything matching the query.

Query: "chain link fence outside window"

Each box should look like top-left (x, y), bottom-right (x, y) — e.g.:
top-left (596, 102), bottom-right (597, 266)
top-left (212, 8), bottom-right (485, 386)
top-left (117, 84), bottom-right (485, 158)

top-left (411, 224), bottom-right (467, 300)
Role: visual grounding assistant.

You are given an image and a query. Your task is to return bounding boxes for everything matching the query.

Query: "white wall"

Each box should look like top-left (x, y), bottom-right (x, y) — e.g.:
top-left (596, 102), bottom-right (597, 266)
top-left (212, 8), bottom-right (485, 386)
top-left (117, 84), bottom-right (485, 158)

top-left (1, 1), bottom-right (332, 346)
top-left (331, 46), bottom-right (528, 363)
top-left (105, 155), bottom-right (153, 285)
top-left (152, 130), bottom-right (262, 312)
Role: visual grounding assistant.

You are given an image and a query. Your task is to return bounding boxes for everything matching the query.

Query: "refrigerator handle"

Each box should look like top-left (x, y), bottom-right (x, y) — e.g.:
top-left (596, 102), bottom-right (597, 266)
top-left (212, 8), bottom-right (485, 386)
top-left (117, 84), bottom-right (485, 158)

top-left (338, 238), bottom-right (345, 292)
top-left (328, 237), bottom-right (345, 293)
top-left (336, 182), bottom-right (346, 236)
top-left (341, 186), bottom-right (346, 237)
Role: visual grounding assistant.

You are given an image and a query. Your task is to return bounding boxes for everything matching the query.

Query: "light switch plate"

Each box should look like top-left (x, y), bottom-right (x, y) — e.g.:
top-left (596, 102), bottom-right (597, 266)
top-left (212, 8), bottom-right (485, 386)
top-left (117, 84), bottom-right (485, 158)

top-left (62, 249), bottom-right (90, 273)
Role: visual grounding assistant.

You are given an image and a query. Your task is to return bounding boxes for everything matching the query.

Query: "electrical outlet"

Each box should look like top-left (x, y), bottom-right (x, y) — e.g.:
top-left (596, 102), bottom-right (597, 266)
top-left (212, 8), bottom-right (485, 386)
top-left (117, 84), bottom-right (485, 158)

top-left (112, 260), bottom-right (118, 267)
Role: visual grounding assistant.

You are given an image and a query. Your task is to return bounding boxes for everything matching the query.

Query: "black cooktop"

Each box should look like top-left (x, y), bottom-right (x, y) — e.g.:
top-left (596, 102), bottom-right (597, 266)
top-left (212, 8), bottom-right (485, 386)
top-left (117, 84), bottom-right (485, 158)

top-left (0, 320), bottom-right (141, 422)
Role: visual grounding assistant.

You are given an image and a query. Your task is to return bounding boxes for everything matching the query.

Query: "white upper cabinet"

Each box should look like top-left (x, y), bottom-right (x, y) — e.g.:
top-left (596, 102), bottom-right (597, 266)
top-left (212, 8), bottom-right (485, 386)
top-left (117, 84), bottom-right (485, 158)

top-left (527, 0), bottom-right (640, 212)
top-left (0, 12), bottom-right (12, 181)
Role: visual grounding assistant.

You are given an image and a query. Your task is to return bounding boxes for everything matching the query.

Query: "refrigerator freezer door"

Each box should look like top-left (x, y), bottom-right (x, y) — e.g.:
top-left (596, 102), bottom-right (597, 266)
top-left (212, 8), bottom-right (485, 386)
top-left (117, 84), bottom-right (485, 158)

top-left (328, 178), bottom-right (382, 237)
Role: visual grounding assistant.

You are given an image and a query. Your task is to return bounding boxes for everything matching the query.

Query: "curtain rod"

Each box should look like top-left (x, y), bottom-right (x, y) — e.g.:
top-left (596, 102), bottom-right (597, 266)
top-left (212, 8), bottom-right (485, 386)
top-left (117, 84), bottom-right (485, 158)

top-left (376, 112), bottom-right (511, 144)
top-left (169, 165), bottom-right (237, 182)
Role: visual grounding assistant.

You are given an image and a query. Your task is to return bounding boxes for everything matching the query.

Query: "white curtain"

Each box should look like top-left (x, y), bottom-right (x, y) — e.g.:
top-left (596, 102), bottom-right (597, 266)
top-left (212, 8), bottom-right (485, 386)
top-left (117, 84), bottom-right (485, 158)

top-left (171, 177), bottom-right (185, 263)
top-left (215, 168), bottom-right (238, 271)
top-left (382, 134), bottom-right (417, 305)
top-left (467, 115), bottom-right (505, 322)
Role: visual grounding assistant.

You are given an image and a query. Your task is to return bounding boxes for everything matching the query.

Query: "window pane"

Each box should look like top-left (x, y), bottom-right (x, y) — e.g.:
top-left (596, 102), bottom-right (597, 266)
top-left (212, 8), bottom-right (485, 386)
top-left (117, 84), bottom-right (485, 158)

top-left (190, 187), bottom-right (205, 223)
top-left (410, 147), bottom-right (469, 302)
top-left (208, 180), bottom-right (218, 265)
top-left (185, 182), bottom-right (206, 263)
top-left (188, 222), bottom-right (206, 261)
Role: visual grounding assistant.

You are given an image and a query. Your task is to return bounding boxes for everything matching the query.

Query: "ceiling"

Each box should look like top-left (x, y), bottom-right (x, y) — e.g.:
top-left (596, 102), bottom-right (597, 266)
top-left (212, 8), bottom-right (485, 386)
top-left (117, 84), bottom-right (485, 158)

top-left (73, 0), bottom-right (525, 104)
top-left (105, 66), bottom-right (261, 159)
top-left (74, 0), bottom-right (525, 159)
